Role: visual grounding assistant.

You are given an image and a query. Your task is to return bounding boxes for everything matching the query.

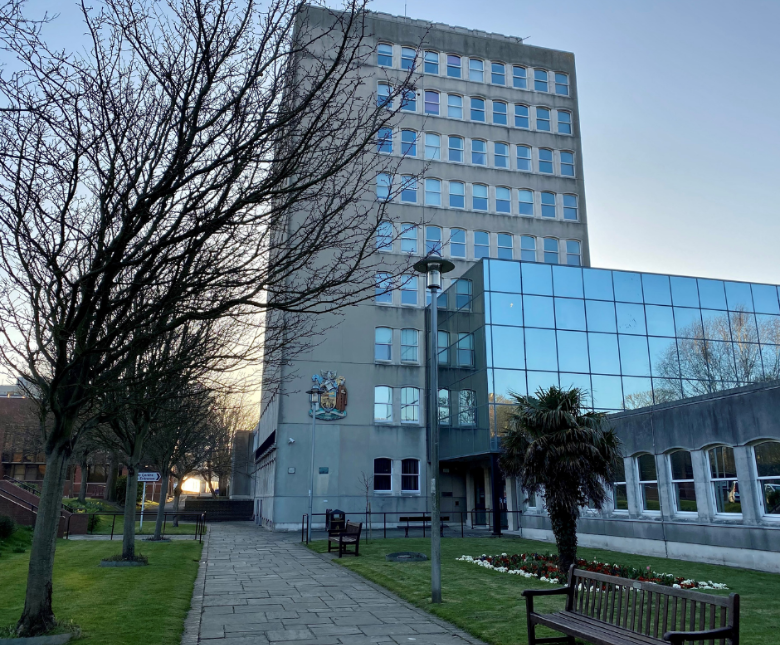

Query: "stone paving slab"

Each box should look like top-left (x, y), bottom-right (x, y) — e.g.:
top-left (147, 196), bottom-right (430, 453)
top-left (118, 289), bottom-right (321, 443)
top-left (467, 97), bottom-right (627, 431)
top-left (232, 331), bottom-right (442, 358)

top-left (182, 523), bottom-right (488, 645)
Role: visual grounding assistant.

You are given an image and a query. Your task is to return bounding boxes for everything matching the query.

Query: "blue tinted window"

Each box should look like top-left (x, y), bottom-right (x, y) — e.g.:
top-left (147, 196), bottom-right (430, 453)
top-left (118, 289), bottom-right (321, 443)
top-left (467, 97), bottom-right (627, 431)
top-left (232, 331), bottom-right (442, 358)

top-left (653, 378), bottom-right (682, 403)
top-left (555, 298), bottom-right (586, 331)
top-left (761, 345), bottom-right (780, 379)
top-left (645, 305), bottom-right (676, 337)
top-left (616, 303), bottom-right (647, 335)
top-left (557, 331), bottom-right (590, 372)
top-left (623, 377), bottom-right (653, 408)
top-left (649, 337), bottom-right (680, 377)
top-left (698, 279), bottom-right (727, 310)
top-left (613, 272), bottom-right (643, 303)
top-left (528, 371), bottom-right (558, 396)
top-left (583, 269), bottom-right (614, 301)
top-left (487, 259), bottom-right (521, 293)
top-left (492, 369), bottom-right (527, 398)
top-left (752, 284), bottom-right (780, 314)
top-left (489, 293), bottom-right (523, 325)
top-left (586, 300), bottom-right (617, 333)
top-left (591, 375), bottom-right (624, 410)
top-left (559, 373), bottom-right (593, 407)
top-left (670, 277), bottom-right (699, 307)
top-left (525, 329), bottom-right (558, 371)
top-left (491, 326), bottom-right (525, 369)
top-left (552, 265), bottom-right (583, 298)
top-left (521, 262), bottom-right (553, 296)
top-left (588, 333), bottom-right (621, 374)
top-left (674, 307), bottom-right (702, 337)
top-left (757, 314), bottom-right (780, 344)
top-left (642, 274), bottom-right (671, 305)
top-left (725, 282), bottom-right (753, 311)
top-left (523, 295), bottom-right (555, 328)
top-left (700, 309), bottom-right (728, 340)
top-left (619, 335), bottom-right (651, 376)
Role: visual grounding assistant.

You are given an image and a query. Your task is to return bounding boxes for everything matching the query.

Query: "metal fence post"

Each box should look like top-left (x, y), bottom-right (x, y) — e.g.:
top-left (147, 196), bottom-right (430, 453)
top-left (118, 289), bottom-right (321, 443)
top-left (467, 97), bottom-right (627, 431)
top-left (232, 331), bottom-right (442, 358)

top-left (110, 514), bottom-right (116, 540)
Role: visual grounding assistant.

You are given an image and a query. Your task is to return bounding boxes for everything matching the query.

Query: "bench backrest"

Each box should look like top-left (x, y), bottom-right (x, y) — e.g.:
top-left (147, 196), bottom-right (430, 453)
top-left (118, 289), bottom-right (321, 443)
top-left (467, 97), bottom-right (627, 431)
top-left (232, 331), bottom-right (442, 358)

top-left (567, 568), bottom-right (737, 644)
top-left (345, 521), bottom-right (362, 536)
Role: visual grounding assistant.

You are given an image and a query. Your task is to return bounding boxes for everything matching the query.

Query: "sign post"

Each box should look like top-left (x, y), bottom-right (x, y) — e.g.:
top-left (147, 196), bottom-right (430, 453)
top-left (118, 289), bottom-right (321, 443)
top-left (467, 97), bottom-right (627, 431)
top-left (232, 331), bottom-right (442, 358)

top-left (137, 472), bottom-right (161, 531)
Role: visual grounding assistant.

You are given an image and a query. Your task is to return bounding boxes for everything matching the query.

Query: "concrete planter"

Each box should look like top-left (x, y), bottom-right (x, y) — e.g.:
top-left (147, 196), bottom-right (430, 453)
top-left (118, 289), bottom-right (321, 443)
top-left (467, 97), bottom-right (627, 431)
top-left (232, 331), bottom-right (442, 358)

top-left (0, 634), bottom-right (72, 644)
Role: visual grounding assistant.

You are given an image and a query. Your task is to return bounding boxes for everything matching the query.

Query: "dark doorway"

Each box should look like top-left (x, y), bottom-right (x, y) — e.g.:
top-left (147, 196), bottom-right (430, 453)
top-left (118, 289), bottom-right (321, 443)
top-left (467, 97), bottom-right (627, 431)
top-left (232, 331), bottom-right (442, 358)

top-left (474, 470), bottom-right (487, 525)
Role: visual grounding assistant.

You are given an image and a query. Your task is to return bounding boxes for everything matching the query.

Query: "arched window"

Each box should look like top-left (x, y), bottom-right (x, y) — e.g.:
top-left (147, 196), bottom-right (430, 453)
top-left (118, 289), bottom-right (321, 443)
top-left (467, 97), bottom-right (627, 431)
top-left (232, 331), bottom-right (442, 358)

top-left (470, 97), bottom-right (485, 122)
top-left (377, 43), bottom-right (393, 67)
top-left (401, 459), bottom-right (420, 492)
top-left (612, 460), bottom-right (628, 511)
top-left (449, 181), bottom-right (465, 208)
top-left (377, 83), bottom-right (392, 109)
top-left (496, 187), bottom-right (511, 214)
top-left (755, 441), bottom-right (780, 515)
top-left (494, 142), bottom-right (509, 168)
top-left (516, 145), bottom-right (531, 171)
top-left (375, 327), bottom-right (392, 361)
top-left (541, 191), bottom-right (556, 218)
top-left (400, 387), bottom-right (420, 423)
top-left (376, 221), bottom-right (393, 250)
top-left (400, 275), bottom-right (418, 305)
top-left (669, 450), bottom-right (697, 513)
top-left (401, 47), bottom-right (416, 71)
top-left (374, 458), bottom-right (392, 491)
top-left (543, 238), bottom-right (559, 264)
top-left (555, 72), bottom-right (570, 95)
top-left (424, 91), bottom-right (440, 115)
top-left (401, 89), bottom-right (416, 112)
top-left (492, 101), bottom-right (507, 125)
top-left (637, 453), bottom-right (660, 512)
top-left (400, 176), bottom-right (417, 203)
top-left (376, 173), bottom-right (391, 201)
top-left (512, 65), bottom-right (527, 88)
top-left (438, 389), bottom-right (450, 425)
top-left (518, 189), bottom-right (534, 216)
top-left (469, 58), bottom-right (484, 82)
top-left (708, 446), bottom-right (741, 514)
top-left (424, 51), bottom-right (439, 74)
top-left (400, 224), bottom-right (418, 253)
top-left (474, 231), bottom-right (489, 259)
top-left (520, 235), bottom-right (536, 262)
top-left (377, 127), bottom-right (393, 154)
top-left (536, 107), bottom-right (551, 131)
top-left (374, 387), bottom-right (392, 422)
top-left (497, 233), bottom-right (513, 259)
top-left (563, 194), bottom-right (578, 221)
top-left (375, 273), bottom-right (392, 304)
top-left (446, 54), bottom-right (461, 78)
top-left (514, 104), bottom-right (529, 129)
top-left (448, 135), bottom-right (464, 162)
top-left (560, 151), bottom-right (575, 176)
top-left (425, 179), bottom-right (442, 206)
top-left (426, 225), bottom-right (442, 255)
top-left (534, 69), bottom-right (549, 92)
top-left (557, 110), bottom-right (572, 134)
top-left (538, 148), bottom-right (554, 174)
top-left (449, 228), bottom-right (466, 258)
top-left (447, 94), bottom-right (463, 119)
top-left (455, 279), bottom-right (472, 311)
top-left (472, 184), bottom-right (488, 211)
top-left (491, 62), bottom-right (506, 85)
top-left (425, 133), bottom-right (441, 160)
top-left (401, 329), bottom-right (419, 363)
top-left (566, 240), bottom-right (581, 267)
top-left (471, 139), bottom-right (487, 165)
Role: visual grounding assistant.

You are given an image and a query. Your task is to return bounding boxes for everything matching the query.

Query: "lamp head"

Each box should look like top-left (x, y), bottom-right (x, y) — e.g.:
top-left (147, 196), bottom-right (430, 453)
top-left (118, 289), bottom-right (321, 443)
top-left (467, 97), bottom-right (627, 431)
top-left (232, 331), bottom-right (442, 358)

top-left (412, 257), bottom-right (455, 291)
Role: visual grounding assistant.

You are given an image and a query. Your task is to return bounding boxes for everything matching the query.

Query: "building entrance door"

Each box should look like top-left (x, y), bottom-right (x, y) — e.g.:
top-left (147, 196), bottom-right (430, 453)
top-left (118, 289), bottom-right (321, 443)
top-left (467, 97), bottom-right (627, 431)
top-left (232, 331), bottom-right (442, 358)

top-left (474, 472), bottom-right (487, 525)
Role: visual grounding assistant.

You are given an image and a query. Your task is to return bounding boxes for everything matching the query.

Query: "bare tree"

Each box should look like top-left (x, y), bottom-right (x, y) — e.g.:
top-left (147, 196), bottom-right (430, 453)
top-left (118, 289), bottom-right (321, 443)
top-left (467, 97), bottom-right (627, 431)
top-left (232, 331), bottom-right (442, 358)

top-left (0, 0), bottom-right (419, 634)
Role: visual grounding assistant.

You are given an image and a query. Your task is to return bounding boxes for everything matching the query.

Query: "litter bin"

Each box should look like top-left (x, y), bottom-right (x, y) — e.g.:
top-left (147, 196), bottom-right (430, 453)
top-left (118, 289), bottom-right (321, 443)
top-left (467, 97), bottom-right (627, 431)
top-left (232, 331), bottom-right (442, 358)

top-left (326, 509), bottom-right (346, 534)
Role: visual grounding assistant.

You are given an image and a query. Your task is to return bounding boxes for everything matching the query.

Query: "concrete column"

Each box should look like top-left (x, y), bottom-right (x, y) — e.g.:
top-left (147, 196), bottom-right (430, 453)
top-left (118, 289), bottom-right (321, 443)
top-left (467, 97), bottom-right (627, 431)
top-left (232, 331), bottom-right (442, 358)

top-left (624, 456), bottom-right (641, 519)
top-left (465, 470), bottom-right (475, 527)
top-left (690, 449), bottom-right (713, 522)
top-left (505, 476), bottom-right (517, 531)
top-left (391, 459), bottom-right (402, 497)
top-left (733, 446), bottom-right (760, 525)
top-left (655, 453), bottom-right (674, 521)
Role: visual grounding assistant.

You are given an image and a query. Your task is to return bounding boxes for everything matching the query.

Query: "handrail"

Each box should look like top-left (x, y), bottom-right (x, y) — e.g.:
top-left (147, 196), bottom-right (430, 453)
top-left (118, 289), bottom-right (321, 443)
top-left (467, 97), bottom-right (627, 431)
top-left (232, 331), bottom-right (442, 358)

top-left (2, 475), bottom-right (75, 513)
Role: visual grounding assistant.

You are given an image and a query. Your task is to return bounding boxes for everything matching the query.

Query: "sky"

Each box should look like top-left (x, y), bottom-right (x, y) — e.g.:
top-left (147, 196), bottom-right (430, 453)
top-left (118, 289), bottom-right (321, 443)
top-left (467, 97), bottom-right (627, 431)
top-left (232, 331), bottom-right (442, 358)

top-left (13, 0), bottom-right (780, 285)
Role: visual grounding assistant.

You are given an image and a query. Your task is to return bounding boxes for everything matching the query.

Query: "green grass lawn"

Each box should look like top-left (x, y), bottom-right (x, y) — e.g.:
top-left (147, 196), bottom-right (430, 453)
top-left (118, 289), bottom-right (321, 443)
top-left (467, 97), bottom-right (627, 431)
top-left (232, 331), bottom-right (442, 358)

top-left (0, 528), bottom-right (201, 644)
top-left (309, 536), bottom-right (780, 645)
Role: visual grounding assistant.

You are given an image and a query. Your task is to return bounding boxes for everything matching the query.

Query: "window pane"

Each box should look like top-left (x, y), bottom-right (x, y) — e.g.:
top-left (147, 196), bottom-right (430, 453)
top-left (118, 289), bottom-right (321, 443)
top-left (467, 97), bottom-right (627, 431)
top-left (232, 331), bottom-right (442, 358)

top-left (474, 231), bottom-right (490, 258)
top-left (425, 179), bottom-right (441, 206)
top-left (450, 228), bottom-right (466, 257)
top-left (670, 451), bottom-right (694, 480)
top-left (493, 101), bottom-right (507, 125)
top-left (447, 55), bottom-right (461, 77)
top-left (400, 176), bottom-right (417, 203)
top-left (449, 136), bottom-right (464, 162)
top-left (469, 58), bottom-right (484, 82)
top-left (518, 189), bottom-right (533, 216)
top-left (425, 133), bottom-right (441, 160)
top-left (536, 107), bottom-right (550, 131)
top-left (638, 454), bottom-right (657, 481)
top-left (513, 66), bottom-right (527, 88)
top-left (515, 104), bottom-right (530, 128)
top-left (495, 143), bottom-right (509, 168)
top-left (401, 130), bottom-right (417, 156)
top-left (424, 51), bottom-right (439, 74)
top-left (491, 62), bottom-right (506, 85)
top-left (377, 128), bottom-right (392, 153)
top-left (554, 72), bottom-right (569, 95)
top-left (534, 69), bottom-right (548, 91)
top-left (471, 97), bottom-right (485, 121)
top-left (756, 441), bottom-right (780, 477)
top-left (471, 139), bottom-right (486, 165)
top-left (401, 47), bottom-right (416, 70)
top-left (473, 184), bottom-right (488, 211)
top-left (558, 110), bottom-right (572, 134)
top-left (377, 44), bottom-right (392, 67)
top-left (448, 94), bottom-right (463, 118)
top-left (709, 446), bottom-right (737, 478)
top-left (424, 91), bottom-right (439, 115)
top-left (449, 181), bottom-right (465, 208)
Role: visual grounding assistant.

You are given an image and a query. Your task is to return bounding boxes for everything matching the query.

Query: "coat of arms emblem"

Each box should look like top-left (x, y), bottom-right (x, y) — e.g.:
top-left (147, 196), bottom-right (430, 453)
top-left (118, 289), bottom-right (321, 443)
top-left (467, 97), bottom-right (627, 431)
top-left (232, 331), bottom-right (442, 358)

top-left (310, 370), bottom-right (348, 421)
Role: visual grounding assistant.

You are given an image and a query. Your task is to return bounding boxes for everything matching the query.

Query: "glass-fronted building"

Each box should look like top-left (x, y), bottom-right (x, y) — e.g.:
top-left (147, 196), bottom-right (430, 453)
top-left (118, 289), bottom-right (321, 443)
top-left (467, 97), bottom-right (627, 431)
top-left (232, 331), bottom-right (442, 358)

top-left (436, 258), bottom-right (780, 460)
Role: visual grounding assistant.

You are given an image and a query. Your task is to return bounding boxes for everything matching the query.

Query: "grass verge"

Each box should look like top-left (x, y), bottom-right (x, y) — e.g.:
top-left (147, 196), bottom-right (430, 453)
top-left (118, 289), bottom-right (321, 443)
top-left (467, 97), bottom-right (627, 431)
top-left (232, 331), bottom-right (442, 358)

top-left (308, 536), bottom-right (780, 645)
top-left (0, 537), bottom-right (201, 644)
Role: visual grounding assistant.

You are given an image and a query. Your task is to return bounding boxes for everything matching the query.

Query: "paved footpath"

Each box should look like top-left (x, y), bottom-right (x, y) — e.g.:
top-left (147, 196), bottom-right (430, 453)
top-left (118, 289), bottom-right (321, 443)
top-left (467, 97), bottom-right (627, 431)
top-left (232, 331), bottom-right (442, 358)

top-left (182, 522), bottom-right (487, 645)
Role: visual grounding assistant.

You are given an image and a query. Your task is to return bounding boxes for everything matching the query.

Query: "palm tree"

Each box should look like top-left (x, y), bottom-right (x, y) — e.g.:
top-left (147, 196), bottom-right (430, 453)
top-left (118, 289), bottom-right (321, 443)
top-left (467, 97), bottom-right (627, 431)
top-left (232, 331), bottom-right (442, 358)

top-left (499, 386), bottom-right (622, 575)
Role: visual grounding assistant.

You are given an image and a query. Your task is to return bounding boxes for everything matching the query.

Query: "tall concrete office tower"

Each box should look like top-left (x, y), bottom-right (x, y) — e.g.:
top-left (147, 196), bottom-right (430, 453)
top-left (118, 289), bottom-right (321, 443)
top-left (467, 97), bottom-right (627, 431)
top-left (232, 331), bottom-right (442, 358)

top-left (251, 7), bottom-right (589, 530)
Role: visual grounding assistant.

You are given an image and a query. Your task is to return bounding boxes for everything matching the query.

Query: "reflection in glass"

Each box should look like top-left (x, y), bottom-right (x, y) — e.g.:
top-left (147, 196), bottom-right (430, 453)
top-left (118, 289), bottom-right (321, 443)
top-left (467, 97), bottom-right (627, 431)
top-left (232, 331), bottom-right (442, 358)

top-left (525, 329), bottom-right (557, 371)
top-left (732, 342), bottom-right (762, 384)
top-left (488, 260), bottom-right (521, 293)
top-left (645, 305), bottom-right (676, 337)
top-left (559, 373), bottom-right (593, 407)
top-left (622, 377), bottom-right (653, 409)
top-left (613, 271), bottom-right (643, 303)
top-left (612, 459), bottom-right (628, 510)
top-left (490, 326), bottom-right (525, 369)
top-left (637, 454), bottom-right (660, 511)
top-left (761, 344), bottom-right (780, 380)
top-left (552, 265), bottom-right (583, 298)
top-left (591, 375), bottom-right (623, 409)
top-left (670, 276), bottom-right (699, 307)
top-left (491, 369), bottom-right (527, 400)
top-left (619, 335), bottom-right (651, 376)
top-left (755, 441), bottom-right (780, 515)
top-left (642, 274), bottom-right (671, 305)
top-left (585, 300), bottom-right (617, 333)
top-left (674, 307), bottom-right (703, 337)
top-left (648, 337), bottom-right (680, 378)
top-left (698, 279), bottom-right (727, 310)
top-left (557, 331), bottom-right (590, 373)
top-left (670, 450), bottom-right (697, 513)
top-left (708, 446), bottom-right (741, 514)
top-left (652, 378), bottom-right (682, 403)
top-left (523, 295), bottom-right (555, 328)
top-left (701, 309), bottom-right (730, 341)
top-left (489, 293), bottom-right (523, 326)
top-left (725, 282), bottom-right (753, 311)
top-left (752, 284), bottom-right (780, 315)
top-left (588, 333), bottom-right (621, 375)
top-left (616, 303), bottom-right (647, 335)
top-left (521, 262), bottom-right (553, 296)
top-left (756, 314), bottom-right (780, 344)
top-left (583, 268), bottom-right (614, 301)
top-left (555, 298), bottom-right (586, 331)
top-left (527, 370), bottom-right (558, 396)
top-left (729, 309), bottom-right (758, 343)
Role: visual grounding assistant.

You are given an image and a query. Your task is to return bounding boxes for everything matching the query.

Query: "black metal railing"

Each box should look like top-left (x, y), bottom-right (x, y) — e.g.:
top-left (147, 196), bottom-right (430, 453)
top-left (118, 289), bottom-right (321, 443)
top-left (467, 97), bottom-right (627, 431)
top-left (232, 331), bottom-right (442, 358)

top-left (64, 511), bottom-right (207, 542)
top-left (300, 509), bottom-right (523, 544)
top-left (2, 475), bottom-right (75, 512)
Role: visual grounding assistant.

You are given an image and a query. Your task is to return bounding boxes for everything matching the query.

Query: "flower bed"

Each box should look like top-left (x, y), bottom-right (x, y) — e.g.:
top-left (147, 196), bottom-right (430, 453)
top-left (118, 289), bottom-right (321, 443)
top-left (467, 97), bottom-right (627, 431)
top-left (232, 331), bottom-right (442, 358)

top-left (456, 553), bottom-right (728, 590)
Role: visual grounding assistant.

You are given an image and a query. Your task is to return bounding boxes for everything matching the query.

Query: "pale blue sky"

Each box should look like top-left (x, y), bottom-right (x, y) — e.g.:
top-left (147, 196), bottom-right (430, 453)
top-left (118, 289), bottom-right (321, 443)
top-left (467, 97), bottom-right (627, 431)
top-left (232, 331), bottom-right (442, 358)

top-left (16, 1), bottom-right (780, 284)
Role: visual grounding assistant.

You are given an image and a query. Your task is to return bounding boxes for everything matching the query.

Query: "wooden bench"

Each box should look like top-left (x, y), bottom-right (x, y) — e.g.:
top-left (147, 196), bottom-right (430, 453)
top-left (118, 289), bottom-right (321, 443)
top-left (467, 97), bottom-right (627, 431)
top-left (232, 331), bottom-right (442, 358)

top-left (522, 566), bottom-right (739, 645)
top-left (398, 516), bottom-right (450, 537)
top-left (327, 521), bottom-right (362, 558)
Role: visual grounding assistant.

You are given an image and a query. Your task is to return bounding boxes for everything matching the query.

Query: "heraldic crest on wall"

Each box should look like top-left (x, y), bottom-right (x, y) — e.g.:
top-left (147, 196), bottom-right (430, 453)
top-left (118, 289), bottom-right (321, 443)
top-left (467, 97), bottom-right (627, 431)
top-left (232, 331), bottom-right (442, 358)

top-left (310, 370), bottom-right (347, 421)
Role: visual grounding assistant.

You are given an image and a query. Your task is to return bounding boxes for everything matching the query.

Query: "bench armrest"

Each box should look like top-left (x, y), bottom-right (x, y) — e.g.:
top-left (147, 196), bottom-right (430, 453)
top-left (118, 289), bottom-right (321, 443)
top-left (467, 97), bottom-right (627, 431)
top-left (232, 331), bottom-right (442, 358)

top-left (521, 587), bottom-right (569, 597)
top-left (663, 626), bottom-right (734, 644)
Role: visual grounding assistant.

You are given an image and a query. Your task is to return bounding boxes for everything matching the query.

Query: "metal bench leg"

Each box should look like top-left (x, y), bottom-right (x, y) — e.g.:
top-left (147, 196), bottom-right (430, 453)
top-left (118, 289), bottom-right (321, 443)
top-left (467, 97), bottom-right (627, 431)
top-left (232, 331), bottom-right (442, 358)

top-left (338, 538), bottom-right (343, 558)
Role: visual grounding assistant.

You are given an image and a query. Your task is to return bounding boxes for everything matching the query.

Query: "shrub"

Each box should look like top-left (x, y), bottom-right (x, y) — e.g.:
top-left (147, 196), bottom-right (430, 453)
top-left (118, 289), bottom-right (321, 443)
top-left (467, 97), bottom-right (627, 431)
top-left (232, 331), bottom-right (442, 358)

top-left (0, 515), bottom-right (15, 539)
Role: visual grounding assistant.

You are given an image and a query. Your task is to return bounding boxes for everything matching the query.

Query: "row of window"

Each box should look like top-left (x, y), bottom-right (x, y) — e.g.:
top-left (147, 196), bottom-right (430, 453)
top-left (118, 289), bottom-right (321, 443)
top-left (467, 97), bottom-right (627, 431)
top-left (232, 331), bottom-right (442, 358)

top-left (377, 129), bottom-right (576, 177)
top-left (376, 43), bottom-right (571, 95)
top-left (376, 325), bottom-right (476, 369)
top-left (373, 386), bottom-right (477, 426)
top-left (373, 457), bottom-right (420, 493)
top-left (377, 225), bottom-right (582, 265)
top-left (377, 177), bottom-right (580, 221)
top-left (610, 443), bottom-right (780, 519)
top-left (379, 85), bottom-right (573, 133)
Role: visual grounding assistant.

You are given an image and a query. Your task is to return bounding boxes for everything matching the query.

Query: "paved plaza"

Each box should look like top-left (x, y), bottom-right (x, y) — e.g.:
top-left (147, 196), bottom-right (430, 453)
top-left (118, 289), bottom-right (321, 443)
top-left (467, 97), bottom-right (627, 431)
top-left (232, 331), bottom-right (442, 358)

top-left (182, 523), bottom-right (488, 645)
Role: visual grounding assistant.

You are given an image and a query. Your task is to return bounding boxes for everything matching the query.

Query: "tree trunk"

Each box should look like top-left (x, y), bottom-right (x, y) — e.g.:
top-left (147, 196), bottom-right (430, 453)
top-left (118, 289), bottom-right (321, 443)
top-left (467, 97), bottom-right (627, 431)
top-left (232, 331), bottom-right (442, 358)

top-left (78, 457), bottom-right (88, 504)
top-left (152, 474), bottom-right (170, 540)
top-left (106, 453), bottom-right (118, 502)
top-left (218, 473), bottom-right (228, 497)
top-left (547, 501), bottom-right (578, 576)
top-left (172, 483), bottom-right (181, 527)
top-left (122, 464), bottom-right (139, 560)
top-left (16, 444), bottom-right (70, 636)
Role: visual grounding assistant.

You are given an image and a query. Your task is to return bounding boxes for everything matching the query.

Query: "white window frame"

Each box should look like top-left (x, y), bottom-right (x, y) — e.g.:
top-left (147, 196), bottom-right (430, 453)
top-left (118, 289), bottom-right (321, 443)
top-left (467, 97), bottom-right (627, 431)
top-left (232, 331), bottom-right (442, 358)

top-left (560, 150), bottom-right (575, 177)
top-left (494, 142), bottom-right (509, 169)
top-left (401, 47), bottom-right (416, 71)
top-left (449, 228), bottom-right (466, 258)
top-left (374, 457), bottom-right (392, 492)
top-left (558, 110), bottom-right (573, 135)
top-left (512, 65), bottom-right (527, 89)
top-left (424, 90), bottom-right (440, 115)
top-left (707, 445), bottom-right (742, 517)
top-left (534, 68), bottom-right (549, 92)
top-left (448, 135), bottom-right (464, 162)
top-left (514, 104), bottom-right (530, 129)
top-left (400, 224), bottom-right (418, 254)
top-left (536, 106), bottom-right (551, 131)
top-left (520, 235), bottom-right (536, 262)
top-left (668, 450), bottom-right (698, 515)
top-left (474, 231), bottom-right (490, 259)
top-left (491, 62), bottom-right (506, 85)
top-left (377, 43), bottom-right (393, 68)
top-left (492, 100), bottom-right (508, 125)
top-left (472, 183), bottom-right (488, 211)
top-left (400, 387), bottom-right (420, 424)
top-left (401, 458), bottom-right (420, 493)
top-left (497, 233), bottom-right (513, 260)
top-left (447, 94), bottom-right (463, 119)
top-left (401, 329), bottom-right (419, 363)
top-left (448, 181), bottom-right (465, 209)
top-left (754, 441), bottom-right (780, 518)
top-left (400, 176), bottom-right (417, 204)
top-left (374, 386), bottom-right (393, 422)
top-left (375, 327), bottom-right (392, 362)
top-left (425, 179), bottom-right (442, 207)
top-left (543, 237), bottom-right (559, 264)
top-left (425, 133), bottom-right (441, 160)
top-left (376, 221), bottom-right (393, 251)
top-left (424, 51), bottom-right (439, 74)
top-left (495, 187), bottom-right (511, 214)
top-left (566, 240), bottom-right (581, 267)
top-left (471, 139), bottom-right (487, 165)
top-left (401, 130), bottom-right (417, 157)
top-left (400, 275), bottom-right (418, 306)
top-left (446, 54), bottom-right (461, 78)
top-left (637, 454), bottom-right (661, 514)
top-left (470, 97), bottom-right (486, 122)
top-left (554, 71), bottom-right (570, 96)
top-left (468, 58), bottom-right (484, 82)
top-left (426, 225), bottom-right (442, 256)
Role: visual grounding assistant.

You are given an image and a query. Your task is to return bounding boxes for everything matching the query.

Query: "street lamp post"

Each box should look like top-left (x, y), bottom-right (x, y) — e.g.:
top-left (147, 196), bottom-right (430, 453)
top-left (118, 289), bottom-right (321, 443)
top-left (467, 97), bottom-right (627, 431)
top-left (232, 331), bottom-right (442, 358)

top-left (414, 257), bottom-right (454, 604)
top-left (306, 386), bottom-right (322, 543)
